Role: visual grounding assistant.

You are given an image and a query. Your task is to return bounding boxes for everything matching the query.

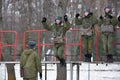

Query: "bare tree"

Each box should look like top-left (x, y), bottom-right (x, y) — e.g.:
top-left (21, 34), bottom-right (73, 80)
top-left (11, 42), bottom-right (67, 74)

top-left (1, 0), bottom-right (120, 80)
top-left (0, 0), bottom-right (2, 29)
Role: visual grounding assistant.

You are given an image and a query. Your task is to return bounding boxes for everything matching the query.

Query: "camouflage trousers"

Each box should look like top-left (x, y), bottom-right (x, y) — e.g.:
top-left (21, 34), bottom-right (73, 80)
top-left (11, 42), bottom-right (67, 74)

top-left (101, 32), bottom-right (114, 55)
top-left (82, 35), bottom-right (94, 54)
top-left (23, 77), bottom-right (37, 80)
top-left (54, 43), bottom-right (65, 59)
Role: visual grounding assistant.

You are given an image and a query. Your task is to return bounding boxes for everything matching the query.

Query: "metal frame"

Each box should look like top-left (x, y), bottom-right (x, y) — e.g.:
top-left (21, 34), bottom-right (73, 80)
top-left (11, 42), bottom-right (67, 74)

top-left (23, 28), bottom-right (99, 61)
top-left (23, 29), bottom-right (53, 56)
top-left (0, 30), bottom-right (18, 61)
top-left (0, 61), bottom-right (120, 80)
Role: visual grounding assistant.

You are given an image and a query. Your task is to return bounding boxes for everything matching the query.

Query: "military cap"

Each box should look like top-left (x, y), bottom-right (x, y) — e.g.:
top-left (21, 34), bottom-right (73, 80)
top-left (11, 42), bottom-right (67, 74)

top-left (84, 8), bottom-right (91, 13)
top-left (55, 16), bottom-right (62, 21)
top-left (27, 41), bottom-right (36, 48)
top-left (104, 5), bottom-right (112, 10)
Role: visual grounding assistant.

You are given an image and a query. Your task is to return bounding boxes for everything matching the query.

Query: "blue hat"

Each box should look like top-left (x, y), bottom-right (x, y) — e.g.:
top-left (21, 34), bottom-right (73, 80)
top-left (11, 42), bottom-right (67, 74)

top-left (27, 41), bottom-right (36, 48)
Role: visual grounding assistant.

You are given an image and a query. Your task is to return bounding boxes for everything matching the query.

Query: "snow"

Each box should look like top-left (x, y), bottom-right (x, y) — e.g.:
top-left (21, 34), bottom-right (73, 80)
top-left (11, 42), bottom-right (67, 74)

top-left (0, 63), bottom-right (120, 80)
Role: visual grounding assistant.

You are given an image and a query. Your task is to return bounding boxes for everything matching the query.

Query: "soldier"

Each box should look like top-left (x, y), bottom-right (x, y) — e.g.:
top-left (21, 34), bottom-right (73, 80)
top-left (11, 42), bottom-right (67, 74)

top-left (75, 8), bottom-right (98, 62)
top-left (99, 5), bottom-right (118, 62)
top-left (42, 15), bottom-right (71, 66)
top-left (20, 41), bottom-right (42, 80)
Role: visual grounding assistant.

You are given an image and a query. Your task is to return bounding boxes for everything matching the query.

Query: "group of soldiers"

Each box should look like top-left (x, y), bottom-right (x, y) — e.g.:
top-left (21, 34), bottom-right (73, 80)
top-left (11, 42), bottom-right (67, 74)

top-left (20, 5), bottom-right (120, 80)
top-left (42, 5), bottom-right (120, 64)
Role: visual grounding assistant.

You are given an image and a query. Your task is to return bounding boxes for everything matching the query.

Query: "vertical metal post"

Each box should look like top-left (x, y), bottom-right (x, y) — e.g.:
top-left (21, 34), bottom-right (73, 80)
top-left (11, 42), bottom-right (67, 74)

top-left (95, 29), bottom-right (99, 62)
top-left (38, 32), bottom-right (41, 56)
top-left (76, 64), bottom-right (79, 80)
top-left (70, 62), bottom-right (73, 80)
top-left (0, 31), bottom-right (2, 61)
top-left (45, 54), bottom-right (47, 80)
top-left (5, 64), bottom-right (6, 80)
top-left (88, 63), bottom-right (90, 80)
top-left (80, 35), bottom-right (82, 61)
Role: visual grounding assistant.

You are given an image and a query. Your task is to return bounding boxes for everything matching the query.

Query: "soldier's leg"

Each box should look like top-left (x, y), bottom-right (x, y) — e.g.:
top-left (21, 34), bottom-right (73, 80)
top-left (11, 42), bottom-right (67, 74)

top-left (101, 33), bottom-right (109, 62)
top-left (58, 44), bottom-right (64, 59)
top-left (58, 44), bottom-right (66, 66)
top-left (108, 33), bottom-right (114, 54)
top-left (88, 36), bottom-right (93, 54)
top-left (84, 36), bottom-right (93, 62)
top-left (107, 33), bottom-right (114, 62)
top-left (101, 33), bottom-right (108, 54)
top-left (53, 44), bottom-right (59, 59)
top-left (82, 36), bottom-right (87, 54)
top-left (82, 36), bottom-right (90, 62)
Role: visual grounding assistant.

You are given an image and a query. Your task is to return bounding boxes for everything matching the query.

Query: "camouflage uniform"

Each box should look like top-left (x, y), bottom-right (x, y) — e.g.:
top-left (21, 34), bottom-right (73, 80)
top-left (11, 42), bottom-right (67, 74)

top-left (20, 41), bottom-right (42, 80)
top-left (42, 15), bottom-right (70, 66)
top-left (99, 5), bottom-right (118, 62)
top-left (75, 10), bottom-right (98, 62)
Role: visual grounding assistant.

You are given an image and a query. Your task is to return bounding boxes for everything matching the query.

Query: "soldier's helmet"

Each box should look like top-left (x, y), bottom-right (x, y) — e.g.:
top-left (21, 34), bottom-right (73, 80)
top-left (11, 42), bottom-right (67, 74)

top-left (27, 41), bottom-right (36, 49)
top-left (104, 5), bottom-right (112, 12)
top-left (84, 8), bottom-right (91, 14)
top-left (55, 16), bottom-right (62, 21)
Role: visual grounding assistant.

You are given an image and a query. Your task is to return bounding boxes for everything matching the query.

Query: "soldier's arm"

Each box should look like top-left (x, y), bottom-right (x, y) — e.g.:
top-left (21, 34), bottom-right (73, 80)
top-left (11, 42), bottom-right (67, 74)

top-left (98, 15), bottom-right (104, 26)
top-left (42, 22), bottom-right (52, 31)
top-left (20, 51), bottom-right (26, 68)
top-left (20, 53), bottom-right (25, 77)
top-left (62, 21), bottom-right (71, 36)
top-left (75, 17), bottom-right (82, 25)
top-left (92, 16), bottom-right (99, 31)
top-left (63, 15), bottom-right (71, 31)
top-left (92, 16), bottom-right (98, 26)
top-left (64, 21), bottom-right (71, 30)
top-left (111, 16), bottom-right (118, 27)
top-left (97, 16), bottom-right (104, 32)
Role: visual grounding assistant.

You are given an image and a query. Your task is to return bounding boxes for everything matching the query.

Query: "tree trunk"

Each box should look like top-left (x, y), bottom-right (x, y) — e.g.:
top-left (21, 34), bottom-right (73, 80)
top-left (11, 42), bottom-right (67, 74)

top-left (2, 47), bottom-right (16, 80)
top-left (56, 64), bottom-right (67, 80)
top-left (6, 64), bottom-right (16, 80)
top-left (1, 0), bottom-right (16, 79)
top-left (56, 1), bottom-right (68, 80)
top-left (0, 0), bottom-right (2, 29)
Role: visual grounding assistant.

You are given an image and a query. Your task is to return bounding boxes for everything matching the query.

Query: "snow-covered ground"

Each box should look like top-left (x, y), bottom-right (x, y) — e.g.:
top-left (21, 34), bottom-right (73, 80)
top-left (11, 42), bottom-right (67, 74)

top-left (0, 63), bottom-right (120, 80)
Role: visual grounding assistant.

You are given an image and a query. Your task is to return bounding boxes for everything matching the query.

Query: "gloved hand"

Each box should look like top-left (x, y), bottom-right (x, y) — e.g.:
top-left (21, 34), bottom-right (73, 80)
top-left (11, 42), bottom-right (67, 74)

top-left (42, 17), bottom-right (47, 23)
top-left (64, 15), bottom-right (68, 22)
top-left (75, 13), bottom-right (80, 18)
top-left (108, 14), bottom-right (113, 19)
top-left (99, 15), bottom-right (103, 20)
top-left (118, 16), bottom-right (120, 21)
top-left (40, 73), bottom-right (42, 79)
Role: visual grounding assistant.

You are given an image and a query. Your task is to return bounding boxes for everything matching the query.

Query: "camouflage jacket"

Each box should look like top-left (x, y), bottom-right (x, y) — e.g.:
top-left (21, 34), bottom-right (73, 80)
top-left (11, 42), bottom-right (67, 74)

top-left (20, 49), bottom-right (42, 78)
top-left (99, 13), bottom-right (118, 32)
top-left (42, 21), bottom-right (71, 43)
top-left (75, 14), bottom-right (98, 36)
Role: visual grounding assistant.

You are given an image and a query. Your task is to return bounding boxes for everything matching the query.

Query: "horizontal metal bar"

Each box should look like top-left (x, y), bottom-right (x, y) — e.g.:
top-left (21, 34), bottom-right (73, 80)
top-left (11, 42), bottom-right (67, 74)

top-left (0, 61), bottom-right (80, 64)
top-left (0, 61), bottom-right (120, 64)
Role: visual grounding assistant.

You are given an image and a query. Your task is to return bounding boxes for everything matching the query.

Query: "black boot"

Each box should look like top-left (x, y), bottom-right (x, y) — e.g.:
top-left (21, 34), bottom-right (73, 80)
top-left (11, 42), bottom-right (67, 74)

top-left (84, 54), bottom-right (92, 62)
top-left (106, 54), bottom-right (113, 63)
top-left (59, 58), bottom-right (66, 67)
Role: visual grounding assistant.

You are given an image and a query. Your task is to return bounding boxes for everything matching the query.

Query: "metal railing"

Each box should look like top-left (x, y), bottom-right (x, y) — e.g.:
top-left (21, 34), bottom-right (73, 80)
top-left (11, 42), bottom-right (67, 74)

top-left (1, 61), bottom-right (120, 80)
top-left (0, 30), bottom-right (18, 61)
